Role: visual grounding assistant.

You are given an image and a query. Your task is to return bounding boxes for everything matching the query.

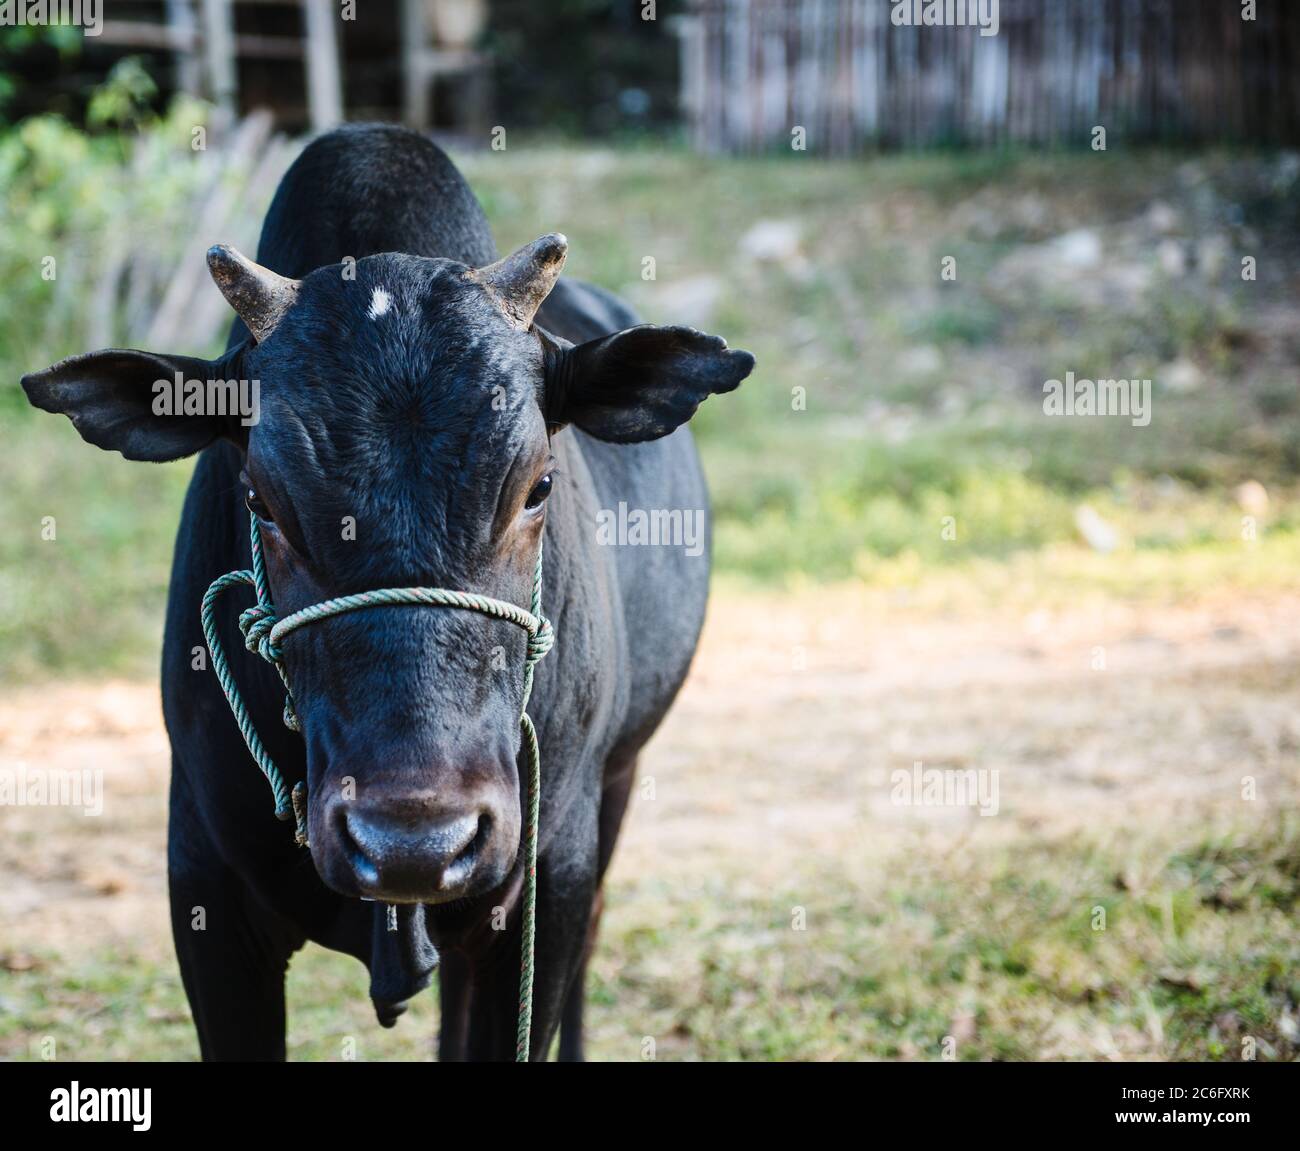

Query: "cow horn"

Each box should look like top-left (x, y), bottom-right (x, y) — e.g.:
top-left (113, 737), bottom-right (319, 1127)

top-left (469, 233), bottom-right (568, 330)
top-left (207, 244), bottom-right (302, 344)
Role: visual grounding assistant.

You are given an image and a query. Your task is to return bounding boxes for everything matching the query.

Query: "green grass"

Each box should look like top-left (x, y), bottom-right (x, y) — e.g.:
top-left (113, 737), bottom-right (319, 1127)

top-left (0, 416), bottom-right (189, 681)
top-left (4, 815), bottom-right (1295, 1061)
top-left (0, 943), bottom-right (437, 1061)
top-left (3, 135), bottom-right (1300, 679)
top-left (585, 818), bottom-right (1300, 1061)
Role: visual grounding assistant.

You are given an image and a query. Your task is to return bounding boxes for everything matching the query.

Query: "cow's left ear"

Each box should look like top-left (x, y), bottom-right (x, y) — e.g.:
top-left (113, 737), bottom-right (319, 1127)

top-left (541, 325), bottom-right (754, 443)
top-left (22, 346), bottom-right (244, 462)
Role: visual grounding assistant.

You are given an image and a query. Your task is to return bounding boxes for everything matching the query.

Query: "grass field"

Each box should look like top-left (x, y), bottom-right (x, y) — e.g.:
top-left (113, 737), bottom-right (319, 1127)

top-left (2, 134), bottom-right (1299, 1059)
top-left (3, 582), bottom-right (1299, 1060)
top-left (4, 140), bottom-right (1300, 677)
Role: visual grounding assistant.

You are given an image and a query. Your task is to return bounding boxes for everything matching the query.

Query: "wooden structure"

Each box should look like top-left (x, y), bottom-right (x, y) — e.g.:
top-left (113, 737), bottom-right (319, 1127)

top-left (675, 0), bottom-right (1300, 154)
top-left (399, 0), bottom-right (492, 133)
top-left (94, 0), bottom-right (491, 134)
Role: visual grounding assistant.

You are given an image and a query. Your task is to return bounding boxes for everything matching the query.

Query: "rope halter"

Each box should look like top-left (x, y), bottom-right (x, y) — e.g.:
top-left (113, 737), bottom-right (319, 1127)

top-left (201, 510), bottom-right (554, 1061)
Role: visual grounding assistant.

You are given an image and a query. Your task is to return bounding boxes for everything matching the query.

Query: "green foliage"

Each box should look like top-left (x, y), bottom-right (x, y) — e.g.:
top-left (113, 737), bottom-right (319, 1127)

top-left (0, 85), bottom-right (240, 681)
top-left (0, 92), bottom-right (216, 400)
top-left (86, 58), bottom-right (159, 133)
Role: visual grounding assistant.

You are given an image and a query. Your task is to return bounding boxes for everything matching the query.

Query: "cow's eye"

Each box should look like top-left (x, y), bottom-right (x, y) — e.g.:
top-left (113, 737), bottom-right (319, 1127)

top-left (245, 488), bottom-right (273, 522)
top-left (525, 474), bottom-right (553, 510)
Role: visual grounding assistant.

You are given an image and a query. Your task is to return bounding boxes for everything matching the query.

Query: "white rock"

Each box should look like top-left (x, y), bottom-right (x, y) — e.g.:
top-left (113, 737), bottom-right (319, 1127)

top-left (1052, 229), bottom-right (1103, 269)
top-left (1158, 239), bottom-right (1187, 277)
top-left (1236, 480), bottom-right (1269, 517)
top-left (1147, 201), bottom-right (1181, 234)
top-left (1161, 359), bottom-right (1203, 393)
top-left (739, 219), bottom-right (803, 263)
top-left (1075, 505), bottom-right (1120, 554)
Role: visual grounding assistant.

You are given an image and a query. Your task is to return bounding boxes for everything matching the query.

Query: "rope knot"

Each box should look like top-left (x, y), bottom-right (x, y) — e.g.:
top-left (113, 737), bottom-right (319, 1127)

top-left (527, 616), bottom-right (555, 667)
top-left (238, 603), bottom-right (282, 663)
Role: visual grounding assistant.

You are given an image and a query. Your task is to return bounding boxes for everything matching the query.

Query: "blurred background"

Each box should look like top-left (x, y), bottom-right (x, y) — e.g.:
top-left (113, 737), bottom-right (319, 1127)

top-left (2, 1), bottom-right (1300, 1061)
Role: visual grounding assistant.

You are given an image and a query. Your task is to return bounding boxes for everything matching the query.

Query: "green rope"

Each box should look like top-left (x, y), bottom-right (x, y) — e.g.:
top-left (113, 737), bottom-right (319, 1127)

top-left (201, 511), bottom-right (554, 1062)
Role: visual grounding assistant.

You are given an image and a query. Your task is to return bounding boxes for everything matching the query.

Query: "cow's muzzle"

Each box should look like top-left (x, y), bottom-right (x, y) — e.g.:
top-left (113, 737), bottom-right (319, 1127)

top-left (313, 783), bottom-right (518, 904)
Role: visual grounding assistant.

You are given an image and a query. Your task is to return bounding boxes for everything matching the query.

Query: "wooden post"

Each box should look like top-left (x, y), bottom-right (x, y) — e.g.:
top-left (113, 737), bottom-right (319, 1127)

top-left (166, 0), bottom-right (201, 96)
top-left (198, 0), bottom-right (237, 130)
top-left (671, 14), bottom-right (705, 150)
top-left (401, 0), bottom-right (430, 130)
top-left (303, 0), bottom-right (344, 131)
top-left (199, 0), bottom-right (237, 131)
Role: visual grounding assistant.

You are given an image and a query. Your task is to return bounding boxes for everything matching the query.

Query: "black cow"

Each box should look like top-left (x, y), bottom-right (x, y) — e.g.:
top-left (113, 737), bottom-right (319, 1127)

top-left (22, 125), bottom-right (753, 1060)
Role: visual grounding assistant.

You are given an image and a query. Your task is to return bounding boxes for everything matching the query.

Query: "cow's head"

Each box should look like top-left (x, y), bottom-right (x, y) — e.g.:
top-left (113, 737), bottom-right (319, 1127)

top-left (22, 236), bottom-right (753, 903)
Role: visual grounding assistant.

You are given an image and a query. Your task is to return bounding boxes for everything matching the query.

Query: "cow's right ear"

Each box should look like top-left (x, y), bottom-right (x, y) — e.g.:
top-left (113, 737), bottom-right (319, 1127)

top-left (21, 346), bottom-right (244, 462)
top-left (540, 324), bottom-right (754, 443)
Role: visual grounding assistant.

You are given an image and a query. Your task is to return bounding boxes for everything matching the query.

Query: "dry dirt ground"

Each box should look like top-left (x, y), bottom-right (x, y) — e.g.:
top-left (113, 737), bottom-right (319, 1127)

top-left (2, 585), bottom-right (1299, 1060)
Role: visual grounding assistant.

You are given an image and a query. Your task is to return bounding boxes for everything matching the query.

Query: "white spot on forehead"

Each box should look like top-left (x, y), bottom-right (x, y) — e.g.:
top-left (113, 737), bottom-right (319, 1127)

top-left (367, 286), bottom-right (393, 320)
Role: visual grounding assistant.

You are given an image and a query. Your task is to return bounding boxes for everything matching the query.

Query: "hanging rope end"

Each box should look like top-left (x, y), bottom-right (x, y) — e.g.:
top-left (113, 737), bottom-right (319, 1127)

top-left (291, 781), bottom-right (310, 848)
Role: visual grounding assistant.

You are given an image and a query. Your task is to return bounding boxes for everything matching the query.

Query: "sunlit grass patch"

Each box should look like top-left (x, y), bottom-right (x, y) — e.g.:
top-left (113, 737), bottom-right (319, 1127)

top-left (0, 943), bottom-right (436, 1061)
top-left (588, 816), bottom-right (1300, 1061)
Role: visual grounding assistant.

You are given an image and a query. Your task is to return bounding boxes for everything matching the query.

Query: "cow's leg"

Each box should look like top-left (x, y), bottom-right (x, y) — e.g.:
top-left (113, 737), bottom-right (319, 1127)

top-left (557, 749), bottom-right (638, 1061)
top-left (440, 797), bottom-right (600, 1062)
top-left (557, 888), bottom-right (603, 1062)
top-left (169, 773), bottom-right (302, 1061)
top-left (435, 948), bottom-right (474, 1061)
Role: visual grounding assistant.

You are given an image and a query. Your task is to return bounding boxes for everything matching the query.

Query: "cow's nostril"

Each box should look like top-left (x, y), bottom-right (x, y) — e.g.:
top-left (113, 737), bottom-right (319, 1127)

top-left (338, 804), bottom-right (380, 891)
top-left (434, 812), bottom-right (488, 891)
top-left (340, 806), bottom-right (489, 899)
top-left (446, 812), bottom-right (490, 879)
top-left (466, 812), bottom-right (492, 864)
top-left (423, 811), bottom-right (482, 863)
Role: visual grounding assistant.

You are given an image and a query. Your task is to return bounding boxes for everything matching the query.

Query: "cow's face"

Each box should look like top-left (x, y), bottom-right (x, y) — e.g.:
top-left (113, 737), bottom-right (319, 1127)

top-left (23, 236), bottom-right (753, 905)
